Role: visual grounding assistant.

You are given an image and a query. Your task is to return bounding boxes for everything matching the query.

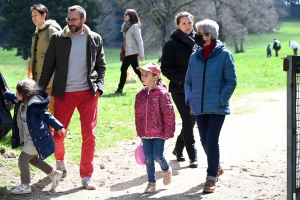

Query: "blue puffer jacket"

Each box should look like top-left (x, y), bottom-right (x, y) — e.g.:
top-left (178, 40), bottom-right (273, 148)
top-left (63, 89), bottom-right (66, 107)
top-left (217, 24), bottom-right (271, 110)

top-left (185, 40), bottom-right (237, 115)
top-left (5, 90), bottom-right (63, 160)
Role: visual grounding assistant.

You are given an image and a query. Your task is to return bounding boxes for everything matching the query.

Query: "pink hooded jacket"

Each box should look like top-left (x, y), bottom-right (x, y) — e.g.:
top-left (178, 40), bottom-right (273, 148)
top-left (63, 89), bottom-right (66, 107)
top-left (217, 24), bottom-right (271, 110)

top-left (135, 85), bottom-right (175, 139)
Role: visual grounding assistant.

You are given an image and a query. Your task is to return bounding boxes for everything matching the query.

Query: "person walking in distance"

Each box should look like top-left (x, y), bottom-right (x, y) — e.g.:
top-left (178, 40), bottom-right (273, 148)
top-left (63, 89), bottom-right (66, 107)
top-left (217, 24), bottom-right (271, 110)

top-left (135, 63), bottom-right (175, 193)
top-left (39, 5), bottom-right (106, 190)
top-left (272, 38), bottom-right (281, 57)
top-left (113, 9), bottom-right (145, 94)
top-left (266, 44), bottom-right (272, 58)
top-left (161, 11), bottom-right (198, 168)
top-left (289, 40), bottom-right (299, 56)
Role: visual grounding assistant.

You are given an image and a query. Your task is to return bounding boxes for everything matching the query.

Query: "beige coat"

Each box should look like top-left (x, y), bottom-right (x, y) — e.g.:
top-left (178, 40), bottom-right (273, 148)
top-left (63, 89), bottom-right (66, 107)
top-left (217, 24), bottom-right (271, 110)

top-left (28, 20), bottom-right (61, 88)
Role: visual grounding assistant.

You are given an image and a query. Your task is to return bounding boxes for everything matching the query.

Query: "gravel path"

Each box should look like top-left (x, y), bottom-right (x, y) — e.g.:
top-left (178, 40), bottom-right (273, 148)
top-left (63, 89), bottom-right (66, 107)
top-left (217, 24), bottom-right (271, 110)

top-left (2, 90), bottom-right (287, 200)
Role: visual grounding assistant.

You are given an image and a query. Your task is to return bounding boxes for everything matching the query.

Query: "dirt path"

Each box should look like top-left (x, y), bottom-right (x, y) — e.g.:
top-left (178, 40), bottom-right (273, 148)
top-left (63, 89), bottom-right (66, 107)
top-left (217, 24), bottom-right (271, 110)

top-left (2, 90), bottom-right (287, 200)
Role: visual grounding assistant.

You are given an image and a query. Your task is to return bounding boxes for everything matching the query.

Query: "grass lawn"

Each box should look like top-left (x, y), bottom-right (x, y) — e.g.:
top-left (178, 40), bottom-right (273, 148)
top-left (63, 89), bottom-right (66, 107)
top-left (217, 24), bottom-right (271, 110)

top-left (0, 20), bottom-right (298, 192)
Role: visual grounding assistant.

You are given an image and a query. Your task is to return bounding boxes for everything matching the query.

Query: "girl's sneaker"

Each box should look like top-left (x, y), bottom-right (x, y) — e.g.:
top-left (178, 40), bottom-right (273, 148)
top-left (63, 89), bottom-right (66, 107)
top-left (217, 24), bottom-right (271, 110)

top-left (50, 170), bottom-right (63, 191)
top-left (144, 182), bottom-right (156, 193)
top-left (11, 184), bottom-right (32, 194)
top-left (162, 166), bottom-right (172, 185)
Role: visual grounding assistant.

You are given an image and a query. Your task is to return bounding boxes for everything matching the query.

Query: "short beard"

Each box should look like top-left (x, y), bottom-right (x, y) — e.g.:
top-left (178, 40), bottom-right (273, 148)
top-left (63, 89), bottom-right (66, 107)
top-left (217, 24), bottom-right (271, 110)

top-left (68, 24), bottom-right (82, 33)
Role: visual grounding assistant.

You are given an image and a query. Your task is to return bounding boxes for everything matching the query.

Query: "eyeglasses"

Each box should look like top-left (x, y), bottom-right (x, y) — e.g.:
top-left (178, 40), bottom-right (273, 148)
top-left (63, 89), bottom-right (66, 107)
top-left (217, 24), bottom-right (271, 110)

top-left (124, 13), bottom-right (128, 16)
top-left (65, 18), bottom-right (81, 23)
top-left (197, 32), bottom-right (209, 36)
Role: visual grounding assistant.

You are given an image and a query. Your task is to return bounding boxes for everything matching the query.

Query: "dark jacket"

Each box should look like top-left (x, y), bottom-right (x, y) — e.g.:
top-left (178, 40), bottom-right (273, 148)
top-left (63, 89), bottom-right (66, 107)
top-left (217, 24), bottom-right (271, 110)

top-left (161, 29), bottom-right (195, 93)
top-left (273, 39), bottom-right (281, 51)
top-left (5, 90), bottom-right (64, 160)
top-left (39, 24), bottom-right (106, 97)
top-left (135, 85), bottom-right (175, 139)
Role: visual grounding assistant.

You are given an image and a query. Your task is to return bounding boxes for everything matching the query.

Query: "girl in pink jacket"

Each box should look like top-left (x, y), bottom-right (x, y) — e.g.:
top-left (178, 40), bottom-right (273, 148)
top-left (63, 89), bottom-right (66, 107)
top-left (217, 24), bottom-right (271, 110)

top-left (135, 63), bottom-right (175, 193)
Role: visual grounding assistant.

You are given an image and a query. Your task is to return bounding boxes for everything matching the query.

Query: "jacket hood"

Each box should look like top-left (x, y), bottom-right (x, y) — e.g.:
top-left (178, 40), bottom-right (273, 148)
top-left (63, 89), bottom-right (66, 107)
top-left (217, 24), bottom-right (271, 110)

top-left (28, 90), bottom-right (50, 107)
top-left (62, 24), bottom-right (91, 38)
top-left (34, 19), bottom-right (62, 34)
top-left (195, 40), bottom-right (226, 59)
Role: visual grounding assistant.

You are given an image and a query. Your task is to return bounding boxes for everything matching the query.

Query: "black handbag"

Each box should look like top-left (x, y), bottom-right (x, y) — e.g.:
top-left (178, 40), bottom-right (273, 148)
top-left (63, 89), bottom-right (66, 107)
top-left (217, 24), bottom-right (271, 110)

top-left (0, 71), bottom-right (13, 140)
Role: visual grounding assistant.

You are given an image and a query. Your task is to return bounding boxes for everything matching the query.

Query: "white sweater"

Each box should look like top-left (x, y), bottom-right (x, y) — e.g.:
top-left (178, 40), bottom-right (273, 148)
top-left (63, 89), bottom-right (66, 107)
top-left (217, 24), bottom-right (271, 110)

top-left (124, 24), bottom-right (145, 58)
top-left (290, 40), bottom-right (299, 49)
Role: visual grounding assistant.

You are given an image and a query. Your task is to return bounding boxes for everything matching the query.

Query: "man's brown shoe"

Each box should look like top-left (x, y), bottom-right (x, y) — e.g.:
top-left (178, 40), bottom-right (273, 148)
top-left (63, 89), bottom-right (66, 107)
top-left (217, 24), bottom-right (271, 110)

top-left (203, 180), bottom-right (216, 193)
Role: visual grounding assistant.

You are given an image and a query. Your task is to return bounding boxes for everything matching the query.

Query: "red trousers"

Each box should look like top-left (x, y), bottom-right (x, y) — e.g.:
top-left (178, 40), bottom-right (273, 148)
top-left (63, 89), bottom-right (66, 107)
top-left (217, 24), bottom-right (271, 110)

top-left (53, 90), bottom-right (99, 178)
top-left (46, 88), bottom-right (54, 133)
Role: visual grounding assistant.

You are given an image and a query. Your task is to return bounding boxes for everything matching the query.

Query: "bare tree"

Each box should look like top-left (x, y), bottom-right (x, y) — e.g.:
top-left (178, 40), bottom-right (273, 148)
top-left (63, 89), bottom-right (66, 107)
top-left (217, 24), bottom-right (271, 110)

top-left (213, 0), bottom-right (279, 53)
top-left (97, 0), bottom-right (282, 55)
top-left (130, 0), bottom-right (199, 53)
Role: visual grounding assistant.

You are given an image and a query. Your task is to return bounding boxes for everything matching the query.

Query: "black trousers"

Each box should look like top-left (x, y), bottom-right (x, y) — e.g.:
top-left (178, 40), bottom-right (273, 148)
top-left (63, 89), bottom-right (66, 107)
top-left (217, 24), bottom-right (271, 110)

top-left (171, 92), bottom-right (197, 161)
top-left (117, 54), bottom-right (142, 90)
top-left (293, 48), bottom-right (298, 56)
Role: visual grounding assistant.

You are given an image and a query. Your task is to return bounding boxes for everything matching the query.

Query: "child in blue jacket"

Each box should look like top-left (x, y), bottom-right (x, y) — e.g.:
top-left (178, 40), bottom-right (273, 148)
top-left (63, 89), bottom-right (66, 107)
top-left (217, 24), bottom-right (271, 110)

top-left (4, 79), bottom-right (66, 194)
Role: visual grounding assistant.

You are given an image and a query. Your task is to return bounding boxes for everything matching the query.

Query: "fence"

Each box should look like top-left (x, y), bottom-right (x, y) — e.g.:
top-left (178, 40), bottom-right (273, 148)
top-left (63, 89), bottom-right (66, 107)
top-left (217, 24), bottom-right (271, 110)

top-left (286, 56), bottom-right (300, 199)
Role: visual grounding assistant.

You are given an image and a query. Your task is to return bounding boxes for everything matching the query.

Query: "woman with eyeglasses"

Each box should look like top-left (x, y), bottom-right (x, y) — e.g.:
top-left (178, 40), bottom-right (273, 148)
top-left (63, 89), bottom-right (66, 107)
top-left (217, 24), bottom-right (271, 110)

top-left (185, 19), bottom-right (237, 193)
top-left (113, 9), bottom-right (145, 94)
top-left (29, 4), bottom-right (61, 123)
top-left (161, 11), bottom-right (198, 168)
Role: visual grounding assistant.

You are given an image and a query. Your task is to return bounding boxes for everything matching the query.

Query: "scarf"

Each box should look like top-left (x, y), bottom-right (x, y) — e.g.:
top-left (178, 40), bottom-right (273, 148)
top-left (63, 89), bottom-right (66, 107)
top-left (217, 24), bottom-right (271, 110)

top-left (120, 21), bottom-right (131, 32)
top-left (202, 40), bottom-right (217, 61)
top-left (170, 29), bottom-right (195, 49)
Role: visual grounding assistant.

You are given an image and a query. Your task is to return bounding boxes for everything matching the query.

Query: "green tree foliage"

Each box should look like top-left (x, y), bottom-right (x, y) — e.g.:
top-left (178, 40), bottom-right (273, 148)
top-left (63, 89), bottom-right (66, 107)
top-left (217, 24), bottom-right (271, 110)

top-left (1, 0), bottom-right (102, 60)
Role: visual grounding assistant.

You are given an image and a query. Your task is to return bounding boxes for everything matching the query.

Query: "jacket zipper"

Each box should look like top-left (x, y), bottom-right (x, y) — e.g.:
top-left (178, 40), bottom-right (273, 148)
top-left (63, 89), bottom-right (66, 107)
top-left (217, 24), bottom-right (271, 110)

top-left (145, 90), bottom-right (149, 137)
top-left (201, 62), bottom-right (207, 113)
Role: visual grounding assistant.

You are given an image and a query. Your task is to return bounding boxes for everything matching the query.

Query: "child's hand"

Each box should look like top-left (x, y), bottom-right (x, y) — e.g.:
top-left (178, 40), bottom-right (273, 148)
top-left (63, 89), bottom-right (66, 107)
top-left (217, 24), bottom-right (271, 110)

top-left (3, 87), bottom-right (8, 93)
top-left (57, 128), bottom-right (66, 136)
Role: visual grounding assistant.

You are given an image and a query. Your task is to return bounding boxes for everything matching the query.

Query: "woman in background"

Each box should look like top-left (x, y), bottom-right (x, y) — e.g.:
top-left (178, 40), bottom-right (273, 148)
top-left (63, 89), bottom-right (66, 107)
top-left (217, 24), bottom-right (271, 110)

top-left (161, 11), bottom-right (198, 168)
top-left (113, 9), bottom-right (145, 94)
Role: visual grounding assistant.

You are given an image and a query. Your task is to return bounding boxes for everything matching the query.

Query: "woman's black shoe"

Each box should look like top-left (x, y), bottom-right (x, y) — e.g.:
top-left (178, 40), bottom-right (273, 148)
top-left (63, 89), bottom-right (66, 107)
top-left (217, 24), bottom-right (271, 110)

top-left (112, 89), bottom-right (122, 94)
top-left (172, 150), bottom-right (185, 162)
top-left (189, 160), bottom-right (198, 168)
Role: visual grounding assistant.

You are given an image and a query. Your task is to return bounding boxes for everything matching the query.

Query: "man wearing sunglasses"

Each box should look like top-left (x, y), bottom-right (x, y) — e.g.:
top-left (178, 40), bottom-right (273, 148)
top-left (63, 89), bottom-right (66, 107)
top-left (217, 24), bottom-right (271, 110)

top-left (39, 5), bottom-right (106, 190)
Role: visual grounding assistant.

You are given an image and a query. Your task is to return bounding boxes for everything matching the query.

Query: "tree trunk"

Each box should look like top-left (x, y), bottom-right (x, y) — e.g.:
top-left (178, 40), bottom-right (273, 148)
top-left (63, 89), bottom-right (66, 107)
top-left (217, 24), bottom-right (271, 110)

top-left (240, 37), bottom-right (244, 52)
top-left (214, 0), bottom-right (226, 41)
top-left (162, 0), bottom-right (174, 47)
top-left (233, 39), bottom-right (240, 53)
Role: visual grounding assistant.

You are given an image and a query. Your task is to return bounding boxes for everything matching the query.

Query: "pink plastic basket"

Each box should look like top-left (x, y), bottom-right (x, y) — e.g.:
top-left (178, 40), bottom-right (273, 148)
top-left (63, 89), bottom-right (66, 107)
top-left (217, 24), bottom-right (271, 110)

top-left (135, 142), bottom-right (146, 165)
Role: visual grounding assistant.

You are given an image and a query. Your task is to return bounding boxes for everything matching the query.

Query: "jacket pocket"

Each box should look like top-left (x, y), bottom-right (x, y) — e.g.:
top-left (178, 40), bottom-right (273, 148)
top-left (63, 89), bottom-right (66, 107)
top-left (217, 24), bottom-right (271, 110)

top-left (36, 131), bottom-right (52, 147)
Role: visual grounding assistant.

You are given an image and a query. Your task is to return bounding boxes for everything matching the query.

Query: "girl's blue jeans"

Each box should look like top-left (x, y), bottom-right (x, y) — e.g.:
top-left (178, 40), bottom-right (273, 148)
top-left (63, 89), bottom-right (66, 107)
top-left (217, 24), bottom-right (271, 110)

top-left (195, 114), bottom-right (225, 181)
top-left (142, 138), bottom-right (169, 183)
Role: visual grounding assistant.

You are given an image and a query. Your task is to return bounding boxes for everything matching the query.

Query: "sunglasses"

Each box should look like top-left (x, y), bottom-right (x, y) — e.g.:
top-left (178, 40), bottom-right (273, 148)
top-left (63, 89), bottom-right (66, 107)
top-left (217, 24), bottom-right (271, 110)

top-left (197, 32), bottom-right (209, 36)
top-left (124, 13), bottom-right (128, 16)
